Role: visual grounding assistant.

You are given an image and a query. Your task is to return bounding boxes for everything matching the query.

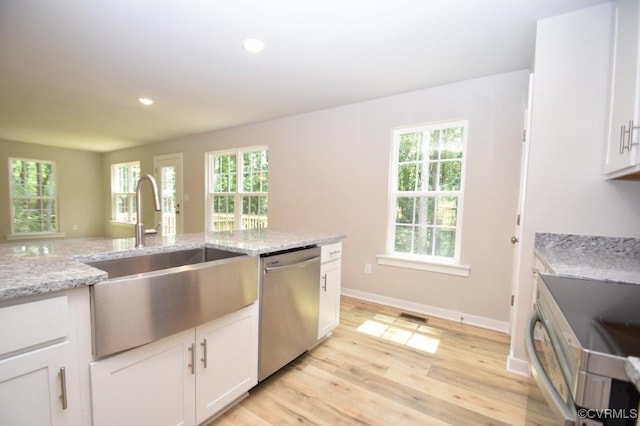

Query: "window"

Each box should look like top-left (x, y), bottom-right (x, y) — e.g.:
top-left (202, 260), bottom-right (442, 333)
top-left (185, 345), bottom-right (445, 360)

top-left (9, 158), bottom-right (59, 235)
top-left (111, 161), bottom-right (140, 223)
top-left (206, 147), bottom-right (268, 232)
top-left (382, 121), bottom-right (468, 275)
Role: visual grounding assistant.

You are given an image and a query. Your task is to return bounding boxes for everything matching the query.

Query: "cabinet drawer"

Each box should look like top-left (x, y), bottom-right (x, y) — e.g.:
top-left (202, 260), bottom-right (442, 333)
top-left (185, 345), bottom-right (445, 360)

top-left (321, 242), bottom-right (342, 263)
top-left (0, 296), bottom-right (69, 356)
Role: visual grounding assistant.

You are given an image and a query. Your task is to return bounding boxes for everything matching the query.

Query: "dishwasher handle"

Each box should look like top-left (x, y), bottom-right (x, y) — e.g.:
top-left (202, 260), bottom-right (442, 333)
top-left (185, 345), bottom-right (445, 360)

top-left (264, 256), bottom-right (320, 273)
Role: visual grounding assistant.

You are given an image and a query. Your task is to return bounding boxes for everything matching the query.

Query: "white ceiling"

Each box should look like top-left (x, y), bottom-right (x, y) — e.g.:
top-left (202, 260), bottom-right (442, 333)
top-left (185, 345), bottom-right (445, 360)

top-left (0, 0), bottom-right (608, 153)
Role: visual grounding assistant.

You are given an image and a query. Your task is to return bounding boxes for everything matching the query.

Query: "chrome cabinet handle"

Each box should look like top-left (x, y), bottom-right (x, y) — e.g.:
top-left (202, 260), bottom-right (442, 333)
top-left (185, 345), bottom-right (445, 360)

top-left (188, 343), bottom-right (195, 375)
top-left (200, 339), bottom-right (208, 369)
top-left (322, 274), bottom-right (327, 292)
top-left (59, 367), bottom-right (68, 410)
top-left (620, 120), bottom-right (640, 153)
top-left (329, 250), bottom-right (341, 255)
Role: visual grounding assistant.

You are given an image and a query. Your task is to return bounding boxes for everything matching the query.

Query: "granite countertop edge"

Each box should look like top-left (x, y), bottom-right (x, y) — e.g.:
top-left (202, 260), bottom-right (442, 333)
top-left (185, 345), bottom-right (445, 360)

top-left (0, 230), bottom-right (345, 302)
top-left (626, 357), bottom-right (640, 392)
top-left (534, 232), bottom-right (640, 285)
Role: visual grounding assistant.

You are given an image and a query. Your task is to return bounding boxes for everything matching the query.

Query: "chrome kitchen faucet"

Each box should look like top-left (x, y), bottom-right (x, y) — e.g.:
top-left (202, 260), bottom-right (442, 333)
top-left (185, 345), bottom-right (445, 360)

top-left (134, 174), bottom-right (161, 248)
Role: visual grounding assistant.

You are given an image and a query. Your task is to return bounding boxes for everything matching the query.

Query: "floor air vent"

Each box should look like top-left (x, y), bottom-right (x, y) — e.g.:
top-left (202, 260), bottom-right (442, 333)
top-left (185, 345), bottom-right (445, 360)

top-left (398, 312), bottom-right (428, 323)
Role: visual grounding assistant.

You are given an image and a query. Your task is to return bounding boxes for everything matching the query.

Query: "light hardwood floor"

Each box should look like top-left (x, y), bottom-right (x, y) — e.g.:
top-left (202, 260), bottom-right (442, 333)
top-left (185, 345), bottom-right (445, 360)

top-left (211, 296), bottom-right (556, 425)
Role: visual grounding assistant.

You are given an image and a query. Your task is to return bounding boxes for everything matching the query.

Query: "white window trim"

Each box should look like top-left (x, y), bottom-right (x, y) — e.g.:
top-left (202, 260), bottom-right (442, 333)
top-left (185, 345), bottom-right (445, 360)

top-left (110, 161), bottom-right (140, 224)
top-left (376, 254), bottom-right (470, 277)
top-left (204, 145), bottom-right (268, 233)
top-left (381, 120), bottom-right (469, 275)
top-left (6, 232), bottom-right (66, 241)
top-left (8, 157), bottom-right (60, 237)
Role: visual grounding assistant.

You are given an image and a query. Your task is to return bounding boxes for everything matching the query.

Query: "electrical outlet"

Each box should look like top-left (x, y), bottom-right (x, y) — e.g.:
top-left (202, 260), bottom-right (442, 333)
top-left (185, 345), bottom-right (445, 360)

top-left (364, 263), bottom-right (372, 274)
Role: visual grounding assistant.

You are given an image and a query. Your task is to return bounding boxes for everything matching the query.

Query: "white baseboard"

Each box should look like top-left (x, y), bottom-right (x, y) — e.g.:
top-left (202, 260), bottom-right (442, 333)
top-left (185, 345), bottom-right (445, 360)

top-left (507, 355), bottom-right (530, 376)
top-left (341, 288), bottom-right (510, 334)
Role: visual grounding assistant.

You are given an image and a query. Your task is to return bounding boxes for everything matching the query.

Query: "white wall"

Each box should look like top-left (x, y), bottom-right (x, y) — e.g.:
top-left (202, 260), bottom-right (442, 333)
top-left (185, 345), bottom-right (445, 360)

top-left (509, 3), bottom-right (640, 373)
top-left (103, 70), bottom-right (529, 328)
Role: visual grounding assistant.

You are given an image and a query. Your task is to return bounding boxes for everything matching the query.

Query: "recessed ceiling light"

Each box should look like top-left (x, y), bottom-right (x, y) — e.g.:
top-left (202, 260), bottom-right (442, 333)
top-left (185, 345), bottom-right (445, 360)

top-left (138, 97), bottom-right (154, 106)
top-left (242, 38), bottom-right (265, 53)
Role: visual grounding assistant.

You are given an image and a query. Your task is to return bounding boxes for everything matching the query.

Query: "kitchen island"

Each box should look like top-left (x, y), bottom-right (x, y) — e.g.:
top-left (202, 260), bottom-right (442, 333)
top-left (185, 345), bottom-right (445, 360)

top-left (0, 229), bottom-right (344, 426)
top-left (0, 229), bottom-right (345, 301)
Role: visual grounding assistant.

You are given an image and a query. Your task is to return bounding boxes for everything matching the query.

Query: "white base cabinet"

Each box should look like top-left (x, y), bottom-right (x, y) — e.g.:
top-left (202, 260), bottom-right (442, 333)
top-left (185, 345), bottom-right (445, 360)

top-left (90, 302), bottom-right (258, 426)
top-left (318, 242), bottom-right (342, 340)
top-left (0, 289), bottom-right (85, 426)
top-left (0, 341), bottom-right (81, 426)
top-left (195, 303), bottom-right (257, 424)
top-left (90, 329), bottom-right (196, 426)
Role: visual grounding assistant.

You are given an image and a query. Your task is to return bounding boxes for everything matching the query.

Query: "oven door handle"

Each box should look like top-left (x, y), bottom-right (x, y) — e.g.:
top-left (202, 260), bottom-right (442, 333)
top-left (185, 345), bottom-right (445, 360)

top-left (525, 311), bottom-right (576, 426)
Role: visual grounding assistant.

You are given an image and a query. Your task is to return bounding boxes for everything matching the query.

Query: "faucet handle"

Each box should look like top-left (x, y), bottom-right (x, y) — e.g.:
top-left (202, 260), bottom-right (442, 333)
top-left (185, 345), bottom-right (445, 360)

top-left (144, 223), bottom-right (161, 236)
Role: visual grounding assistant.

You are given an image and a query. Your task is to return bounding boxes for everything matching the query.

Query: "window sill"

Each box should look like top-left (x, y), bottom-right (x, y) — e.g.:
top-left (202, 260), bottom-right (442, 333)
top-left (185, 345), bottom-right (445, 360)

top-left (6, 232), bottom-right (66, 241)
top-left (110, 221), bottom-right (135, 228)
top-left (376, 254), bottom-right (470, 277)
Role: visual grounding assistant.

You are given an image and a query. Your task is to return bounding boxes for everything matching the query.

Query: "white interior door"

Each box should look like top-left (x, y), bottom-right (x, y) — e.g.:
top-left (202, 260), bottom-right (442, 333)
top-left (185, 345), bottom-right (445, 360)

top-left (154, 153), bottom-right (183, 236)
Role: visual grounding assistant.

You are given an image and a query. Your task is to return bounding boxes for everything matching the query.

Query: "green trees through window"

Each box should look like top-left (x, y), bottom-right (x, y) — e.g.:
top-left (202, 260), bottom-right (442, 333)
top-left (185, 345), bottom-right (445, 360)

top-left (208, 147), bottom-right (268, 231)
top-left (389, 122), bottom-right (466, 260)
top-left (9, 158), bottom-right (59, 234)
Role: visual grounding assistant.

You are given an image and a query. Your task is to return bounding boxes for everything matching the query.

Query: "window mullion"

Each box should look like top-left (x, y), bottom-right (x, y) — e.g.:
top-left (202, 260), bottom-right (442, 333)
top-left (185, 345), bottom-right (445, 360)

top-left (236, 154), bottom-right (243, 229)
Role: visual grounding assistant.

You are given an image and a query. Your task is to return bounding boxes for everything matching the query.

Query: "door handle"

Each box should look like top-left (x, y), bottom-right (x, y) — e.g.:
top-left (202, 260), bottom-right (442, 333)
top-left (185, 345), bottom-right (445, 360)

top-left (510, 237), bottom-right (519, 244)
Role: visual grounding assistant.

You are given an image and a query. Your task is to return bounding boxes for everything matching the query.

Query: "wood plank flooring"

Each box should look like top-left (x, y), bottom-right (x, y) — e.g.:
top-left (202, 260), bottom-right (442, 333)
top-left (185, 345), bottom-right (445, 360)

top-left (210, 296), bottom-right (556, 426)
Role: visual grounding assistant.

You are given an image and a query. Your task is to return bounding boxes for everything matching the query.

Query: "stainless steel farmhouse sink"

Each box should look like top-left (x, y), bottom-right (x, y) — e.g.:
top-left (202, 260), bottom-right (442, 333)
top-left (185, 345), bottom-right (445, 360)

top-left (85, 247), bottom-right (258, 358)
top-left (85, 247), bottom-right (245, 278)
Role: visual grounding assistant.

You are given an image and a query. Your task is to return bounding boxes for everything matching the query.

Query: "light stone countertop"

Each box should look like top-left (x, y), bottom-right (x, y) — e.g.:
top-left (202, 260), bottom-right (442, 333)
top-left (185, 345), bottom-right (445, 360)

top-left (534, 233), bottom-right (640, 284)
top-left (0, 229), bottom-right (345, 301)
top-left (627, 357), bottom-right (640, 392)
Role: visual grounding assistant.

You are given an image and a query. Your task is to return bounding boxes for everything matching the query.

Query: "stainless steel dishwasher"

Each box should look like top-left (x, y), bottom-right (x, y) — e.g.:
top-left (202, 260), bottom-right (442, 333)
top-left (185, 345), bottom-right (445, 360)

top-left (259, 246), bottom-right (321, 381)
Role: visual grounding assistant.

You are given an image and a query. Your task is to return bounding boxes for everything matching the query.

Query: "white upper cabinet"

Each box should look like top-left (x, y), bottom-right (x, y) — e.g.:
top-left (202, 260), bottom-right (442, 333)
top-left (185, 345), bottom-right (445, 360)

top-left (605, 0), bottom-right (640, 178)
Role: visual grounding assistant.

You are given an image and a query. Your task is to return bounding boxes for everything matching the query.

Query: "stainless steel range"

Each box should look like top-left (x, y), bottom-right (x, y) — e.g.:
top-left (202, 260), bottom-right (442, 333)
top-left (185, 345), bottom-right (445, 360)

top-left (525, 274), bottom-right (640, 426)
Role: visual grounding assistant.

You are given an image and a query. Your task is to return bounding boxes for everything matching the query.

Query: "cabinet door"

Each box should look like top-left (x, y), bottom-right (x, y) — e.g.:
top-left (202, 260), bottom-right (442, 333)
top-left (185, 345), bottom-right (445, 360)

top-left (90, 329), bottom-right (196, 426)
top-left (195, 302), bottom-right (258, 425)
top-left (0, 341), bottom-right (81, 426)
top-left (605, 0), bottom-right (640, 175)
top-left (318, 259), bottom-right (342, 340)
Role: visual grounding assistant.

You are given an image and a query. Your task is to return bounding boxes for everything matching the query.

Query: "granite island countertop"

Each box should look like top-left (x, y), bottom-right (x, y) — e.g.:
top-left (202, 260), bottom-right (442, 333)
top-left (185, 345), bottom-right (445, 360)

top-left (534, 233), bottom-right (640, 285)
top-left (0, 229), bottom-right (345, 301)
top-left (627, 357), bottom-right (640, 392)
